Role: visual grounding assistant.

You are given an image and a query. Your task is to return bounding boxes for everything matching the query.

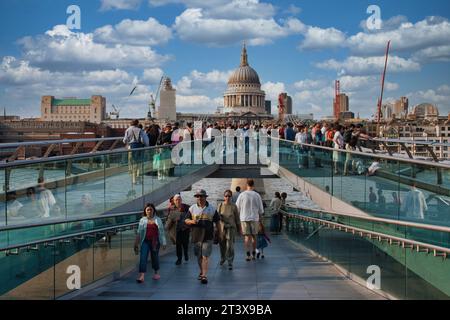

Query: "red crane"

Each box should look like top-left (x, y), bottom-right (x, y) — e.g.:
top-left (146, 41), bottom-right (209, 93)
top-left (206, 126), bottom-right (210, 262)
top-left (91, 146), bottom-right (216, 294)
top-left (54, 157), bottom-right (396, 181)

top-left (334, 80), bottom-right (340, 120)
top-left (376, 40), bottom-right (391, 136)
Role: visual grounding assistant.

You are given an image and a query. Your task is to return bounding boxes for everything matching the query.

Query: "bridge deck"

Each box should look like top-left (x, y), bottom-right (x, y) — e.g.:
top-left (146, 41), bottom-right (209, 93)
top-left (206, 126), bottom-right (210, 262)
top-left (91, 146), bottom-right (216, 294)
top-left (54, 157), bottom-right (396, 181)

top-left (74, 234), bottom-right (385, 300)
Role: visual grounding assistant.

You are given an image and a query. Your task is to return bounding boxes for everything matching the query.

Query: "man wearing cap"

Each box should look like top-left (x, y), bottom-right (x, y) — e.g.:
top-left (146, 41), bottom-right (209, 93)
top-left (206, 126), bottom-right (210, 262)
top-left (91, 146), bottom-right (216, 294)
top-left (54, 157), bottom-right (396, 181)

top-left (185, 189), bottom-right (221, 284)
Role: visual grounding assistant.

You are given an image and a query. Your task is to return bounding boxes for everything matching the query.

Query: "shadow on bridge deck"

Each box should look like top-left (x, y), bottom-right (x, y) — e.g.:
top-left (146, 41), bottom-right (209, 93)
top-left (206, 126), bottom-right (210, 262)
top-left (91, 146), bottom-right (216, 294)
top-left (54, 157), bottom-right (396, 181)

top-left (73, 234), bottom-right (385, 300)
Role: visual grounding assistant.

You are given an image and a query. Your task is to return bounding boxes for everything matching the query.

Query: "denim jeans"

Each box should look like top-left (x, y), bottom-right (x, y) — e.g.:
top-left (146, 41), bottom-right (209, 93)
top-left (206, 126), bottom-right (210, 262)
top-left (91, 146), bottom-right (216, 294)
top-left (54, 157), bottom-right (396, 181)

top-left (139, 239), bottom-right (160, 273)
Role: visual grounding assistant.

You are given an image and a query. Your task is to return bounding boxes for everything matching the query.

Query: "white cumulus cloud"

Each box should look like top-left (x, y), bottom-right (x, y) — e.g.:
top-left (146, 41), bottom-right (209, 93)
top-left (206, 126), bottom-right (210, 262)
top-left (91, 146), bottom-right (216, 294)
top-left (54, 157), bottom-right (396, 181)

top-left (173, 8), bottom-right (303, 46)
top-left (299, 26), bottom-right (346, 50)
top-left (348, 16), bottom-right (450, 56)
top-left (94, 18), bottom-right (172, 46)
top-left (100, 0), bottom-right (142, 11)
top-left (316, 56), bottom-right (421, 75)
top-left (175, 69), bottom-right (233, 95)
top-left (18, 25), bottom-right (169, 71)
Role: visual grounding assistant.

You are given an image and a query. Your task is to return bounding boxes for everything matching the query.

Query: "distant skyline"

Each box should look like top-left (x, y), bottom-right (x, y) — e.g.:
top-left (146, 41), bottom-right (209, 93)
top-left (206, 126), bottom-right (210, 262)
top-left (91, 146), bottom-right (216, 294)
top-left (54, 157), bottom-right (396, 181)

top-left (0, 0), bottom-right (449, 119)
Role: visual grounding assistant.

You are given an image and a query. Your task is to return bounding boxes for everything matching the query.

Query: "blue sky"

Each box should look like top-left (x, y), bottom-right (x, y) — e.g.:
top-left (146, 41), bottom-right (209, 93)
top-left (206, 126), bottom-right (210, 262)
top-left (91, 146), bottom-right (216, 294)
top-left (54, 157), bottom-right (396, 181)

top-left (0, 0), bottom-right (449, 119)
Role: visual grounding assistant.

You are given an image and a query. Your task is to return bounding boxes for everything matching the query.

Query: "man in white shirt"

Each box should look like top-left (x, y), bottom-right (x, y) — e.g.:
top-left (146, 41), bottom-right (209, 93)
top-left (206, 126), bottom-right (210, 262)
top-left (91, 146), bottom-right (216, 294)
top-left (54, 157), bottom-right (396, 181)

top-left (205, 124), bottom-right (213, 142)
top-left (37, 177), bottom-right (56, 218)
top-left (402, 184), bottom-right (428, 220)
top-left (235, 179), bottom-right (264, 261)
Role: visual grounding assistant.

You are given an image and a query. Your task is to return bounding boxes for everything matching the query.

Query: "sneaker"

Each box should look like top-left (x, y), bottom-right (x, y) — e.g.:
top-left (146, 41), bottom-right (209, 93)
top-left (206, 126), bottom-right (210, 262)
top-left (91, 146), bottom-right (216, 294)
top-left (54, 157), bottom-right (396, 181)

top-left (152, 274), bottom-right (160, 281)
top-left (175, 259), bottom-right (182, 265)
top-left (201, 276), bottom-right (208, 284)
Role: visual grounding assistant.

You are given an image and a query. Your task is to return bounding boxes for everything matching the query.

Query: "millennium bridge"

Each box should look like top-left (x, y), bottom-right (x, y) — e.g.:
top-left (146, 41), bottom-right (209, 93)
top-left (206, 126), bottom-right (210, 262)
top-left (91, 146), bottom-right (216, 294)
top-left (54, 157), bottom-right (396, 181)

top-left (0, 136), bottom-right (448, 300)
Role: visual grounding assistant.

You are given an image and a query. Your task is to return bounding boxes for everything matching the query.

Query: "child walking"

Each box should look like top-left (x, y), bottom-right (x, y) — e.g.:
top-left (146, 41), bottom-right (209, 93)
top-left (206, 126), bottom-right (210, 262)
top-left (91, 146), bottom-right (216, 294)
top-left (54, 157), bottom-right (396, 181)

top-left (256, 221), bottom-right (271, 259)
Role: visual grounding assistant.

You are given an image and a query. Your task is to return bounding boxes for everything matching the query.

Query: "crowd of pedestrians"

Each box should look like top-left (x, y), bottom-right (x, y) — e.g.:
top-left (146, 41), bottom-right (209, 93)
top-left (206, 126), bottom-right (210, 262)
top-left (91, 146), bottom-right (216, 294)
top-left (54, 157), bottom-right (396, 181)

top-left (135, 179), bottom-right (273, 285)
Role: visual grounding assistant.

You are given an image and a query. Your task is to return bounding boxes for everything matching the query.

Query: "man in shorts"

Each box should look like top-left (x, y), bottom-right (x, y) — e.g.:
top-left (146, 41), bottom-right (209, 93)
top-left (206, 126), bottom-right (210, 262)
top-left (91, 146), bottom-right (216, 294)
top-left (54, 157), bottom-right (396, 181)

top-left (185, 189), bottom-right (220, 284)
top-left (236, 179), bottom-right (265, 261)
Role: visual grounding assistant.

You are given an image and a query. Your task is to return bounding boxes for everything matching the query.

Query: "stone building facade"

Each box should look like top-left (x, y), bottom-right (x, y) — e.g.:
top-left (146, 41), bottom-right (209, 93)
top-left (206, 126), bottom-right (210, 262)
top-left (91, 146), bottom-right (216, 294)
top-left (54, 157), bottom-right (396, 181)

top-left (223, 45), bottom-right (266, 115)
top-left (41, 95), bottom-right (106, 124)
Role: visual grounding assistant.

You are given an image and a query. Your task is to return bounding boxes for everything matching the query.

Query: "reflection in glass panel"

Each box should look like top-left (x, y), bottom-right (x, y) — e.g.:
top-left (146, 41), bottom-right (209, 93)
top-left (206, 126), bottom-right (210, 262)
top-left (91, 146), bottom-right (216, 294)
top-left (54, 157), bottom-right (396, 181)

top-left (0, 244), bottom-right (55, 300)
top-left (5, 161), bottom-right (67, 226)
top-left (66, 155), bottom-right (105, 220)
top-left (93, 232), bottom-right (121, 281)
top-left (105, 151), bottom-right (140, 212)
top-left (120, 228), bottom-right (139, 272)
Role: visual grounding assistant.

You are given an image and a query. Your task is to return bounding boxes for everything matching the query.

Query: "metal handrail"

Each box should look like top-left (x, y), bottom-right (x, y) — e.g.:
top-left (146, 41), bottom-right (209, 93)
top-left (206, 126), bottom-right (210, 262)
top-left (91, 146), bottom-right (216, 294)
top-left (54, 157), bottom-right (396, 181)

top-left (0, 137), bottom-right (123, 149)
top-left (1, 135), bottom-right (447, 169)
top-left (0, 222), bottom-right (139, 252)
top-left (271, 137), bottom-right (450, 169)
top-left (0, 210), bottom-right (142, 232)
top-left (370, 137), bottom-right (450, 148)
top-left (284, 211), bottom-right (450, 256)
top-left (0, 142), bottom-right (179, 169)
top-left (282, 205), bottom-right (450, 233)
top-left (0, 213), bottom-right (170, 252)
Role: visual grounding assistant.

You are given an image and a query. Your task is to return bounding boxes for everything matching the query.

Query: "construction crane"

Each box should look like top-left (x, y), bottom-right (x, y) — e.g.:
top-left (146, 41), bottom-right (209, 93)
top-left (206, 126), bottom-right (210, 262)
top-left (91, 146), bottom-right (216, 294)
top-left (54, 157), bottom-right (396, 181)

top-left (334, 80), bottom-right (341, 120)
top-left (148, 76), bottom-right (165, 120)
top-left (109, 104), bottom-right (120, 119)
top-left (376, 40), bottom-right (391, 137)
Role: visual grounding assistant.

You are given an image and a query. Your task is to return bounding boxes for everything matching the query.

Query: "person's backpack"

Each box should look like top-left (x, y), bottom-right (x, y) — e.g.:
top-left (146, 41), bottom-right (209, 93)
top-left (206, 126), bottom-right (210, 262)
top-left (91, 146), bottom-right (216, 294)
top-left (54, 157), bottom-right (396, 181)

top-left (129, 128), bottom-right (144, 149)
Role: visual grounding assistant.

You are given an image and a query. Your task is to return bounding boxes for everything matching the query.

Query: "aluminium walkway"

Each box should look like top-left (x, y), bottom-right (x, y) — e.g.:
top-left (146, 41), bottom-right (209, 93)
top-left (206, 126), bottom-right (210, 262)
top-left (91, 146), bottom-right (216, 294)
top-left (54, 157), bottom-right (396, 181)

top-left (73, 234), bottom-right (385, 300)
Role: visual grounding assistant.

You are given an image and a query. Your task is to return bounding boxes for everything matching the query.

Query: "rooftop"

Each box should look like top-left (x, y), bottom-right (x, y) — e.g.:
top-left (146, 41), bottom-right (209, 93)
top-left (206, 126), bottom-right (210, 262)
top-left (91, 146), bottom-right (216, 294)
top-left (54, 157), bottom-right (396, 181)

top-left (51, 98), bottom-right (92, 106)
